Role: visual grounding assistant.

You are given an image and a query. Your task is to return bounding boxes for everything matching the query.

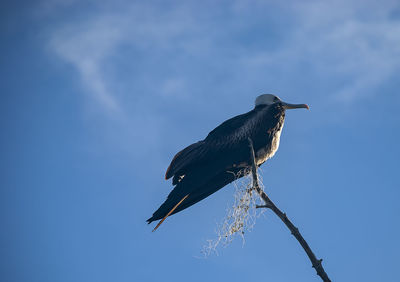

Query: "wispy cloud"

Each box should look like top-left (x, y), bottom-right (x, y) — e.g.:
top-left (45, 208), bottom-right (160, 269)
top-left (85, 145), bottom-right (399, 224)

top-left (240, 1), bottom-right (400, 104)
top-left (50, 15), bottom-right (124, 115)
top-left (45, 0), bottom-right (400, 120)
top-left (47, 2), bottom-right (201, 116)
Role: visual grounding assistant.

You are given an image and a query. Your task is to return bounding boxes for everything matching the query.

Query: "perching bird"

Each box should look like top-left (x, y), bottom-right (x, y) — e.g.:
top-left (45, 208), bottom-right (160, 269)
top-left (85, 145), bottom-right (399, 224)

top-left (147, 94), bottom-right (308, 231)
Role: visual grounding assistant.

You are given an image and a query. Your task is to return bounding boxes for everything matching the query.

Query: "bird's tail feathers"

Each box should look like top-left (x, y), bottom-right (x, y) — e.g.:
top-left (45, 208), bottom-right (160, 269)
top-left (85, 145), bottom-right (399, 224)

top-left (147, 170), bottom-right (240, 229)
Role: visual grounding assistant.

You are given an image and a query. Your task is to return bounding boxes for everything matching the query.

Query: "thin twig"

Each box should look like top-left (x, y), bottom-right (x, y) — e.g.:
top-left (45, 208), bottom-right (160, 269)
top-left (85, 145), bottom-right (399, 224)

top-left (247, 138), bottom-right (331, 282)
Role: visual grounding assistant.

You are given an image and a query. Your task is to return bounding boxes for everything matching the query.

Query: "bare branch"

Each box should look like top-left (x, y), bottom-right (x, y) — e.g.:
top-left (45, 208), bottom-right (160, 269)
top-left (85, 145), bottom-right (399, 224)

top-left (247, 137), bottom-right (331, 282)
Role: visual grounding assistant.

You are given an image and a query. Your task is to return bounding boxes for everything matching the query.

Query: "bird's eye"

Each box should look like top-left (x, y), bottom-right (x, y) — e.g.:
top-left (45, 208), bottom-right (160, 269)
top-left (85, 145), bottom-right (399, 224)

top-left (273, 97), bottom-right (278, 102)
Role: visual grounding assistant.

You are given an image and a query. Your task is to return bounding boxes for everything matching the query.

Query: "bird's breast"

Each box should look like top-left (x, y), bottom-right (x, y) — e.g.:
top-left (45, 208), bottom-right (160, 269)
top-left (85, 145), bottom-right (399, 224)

top-left (255, 120), bottom-right (285, 166)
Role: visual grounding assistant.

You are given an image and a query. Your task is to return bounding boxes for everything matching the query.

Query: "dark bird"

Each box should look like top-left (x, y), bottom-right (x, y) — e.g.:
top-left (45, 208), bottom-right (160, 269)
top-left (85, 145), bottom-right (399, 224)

top-left (147, 94), bottom-right (308, 231)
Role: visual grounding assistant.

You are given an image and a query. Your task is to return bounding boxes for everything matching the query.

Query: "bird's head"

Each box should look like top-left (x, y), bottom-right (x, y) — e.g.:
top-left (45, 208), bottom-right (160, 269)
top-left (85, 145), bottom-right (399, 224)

top-left (255, 94), bottom-right (309, 110)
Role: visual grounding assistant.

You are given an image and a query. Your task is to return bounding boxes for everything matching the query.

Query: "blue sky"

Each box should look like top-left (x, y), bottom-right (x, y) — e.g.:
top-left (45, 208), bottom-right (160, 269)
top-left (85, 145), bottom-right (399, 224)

top-left (1, 0), bottom-right (400, 281)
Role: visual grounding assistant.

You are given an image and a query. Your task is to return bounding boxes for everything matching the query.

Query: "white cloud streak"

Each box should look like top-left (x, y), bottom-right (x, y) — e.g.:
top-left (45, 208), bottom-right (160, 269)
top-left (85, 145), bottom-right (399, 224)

top-left (47, 2), bottom-right (202, 116)
top-left (50, 16), bottom-right (124, 114)
top-left (47, 1), bottom-right (400, 115)
top-left (239, 1), bottom-right (400, 104)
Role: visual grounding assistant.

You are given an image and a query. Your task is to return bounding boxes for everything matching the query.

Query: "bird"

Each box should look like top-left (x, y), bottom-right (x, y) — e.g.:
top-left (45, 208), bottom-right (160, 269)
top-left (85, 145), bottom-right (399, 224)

top-left (147, 94), bottom-right (308, 231)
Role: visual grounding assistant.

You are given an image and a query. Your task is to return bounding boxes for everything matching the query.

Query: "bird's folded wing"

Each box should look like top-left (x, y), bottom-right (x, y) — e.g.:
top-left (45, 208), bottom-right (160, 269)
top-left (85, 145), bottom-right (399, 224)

top-left (165, 110), bottom-right (259, 182)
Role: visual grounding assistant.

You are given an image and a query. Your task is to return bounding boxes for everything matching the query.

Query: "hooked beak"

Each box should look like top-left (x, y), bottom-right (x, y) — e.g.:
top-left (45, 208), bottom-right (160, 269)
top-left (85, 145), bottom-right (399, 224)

top-left (281, 102), bottom-right (309, 110)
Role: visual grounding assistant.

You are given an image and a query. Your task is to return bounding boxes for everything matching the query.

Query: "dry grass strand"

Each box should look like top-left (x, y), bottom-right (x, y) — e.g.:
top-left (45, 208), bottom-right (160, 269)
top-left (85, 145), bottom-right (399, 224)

top-left (201, 168), bottom-right (266, 257)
